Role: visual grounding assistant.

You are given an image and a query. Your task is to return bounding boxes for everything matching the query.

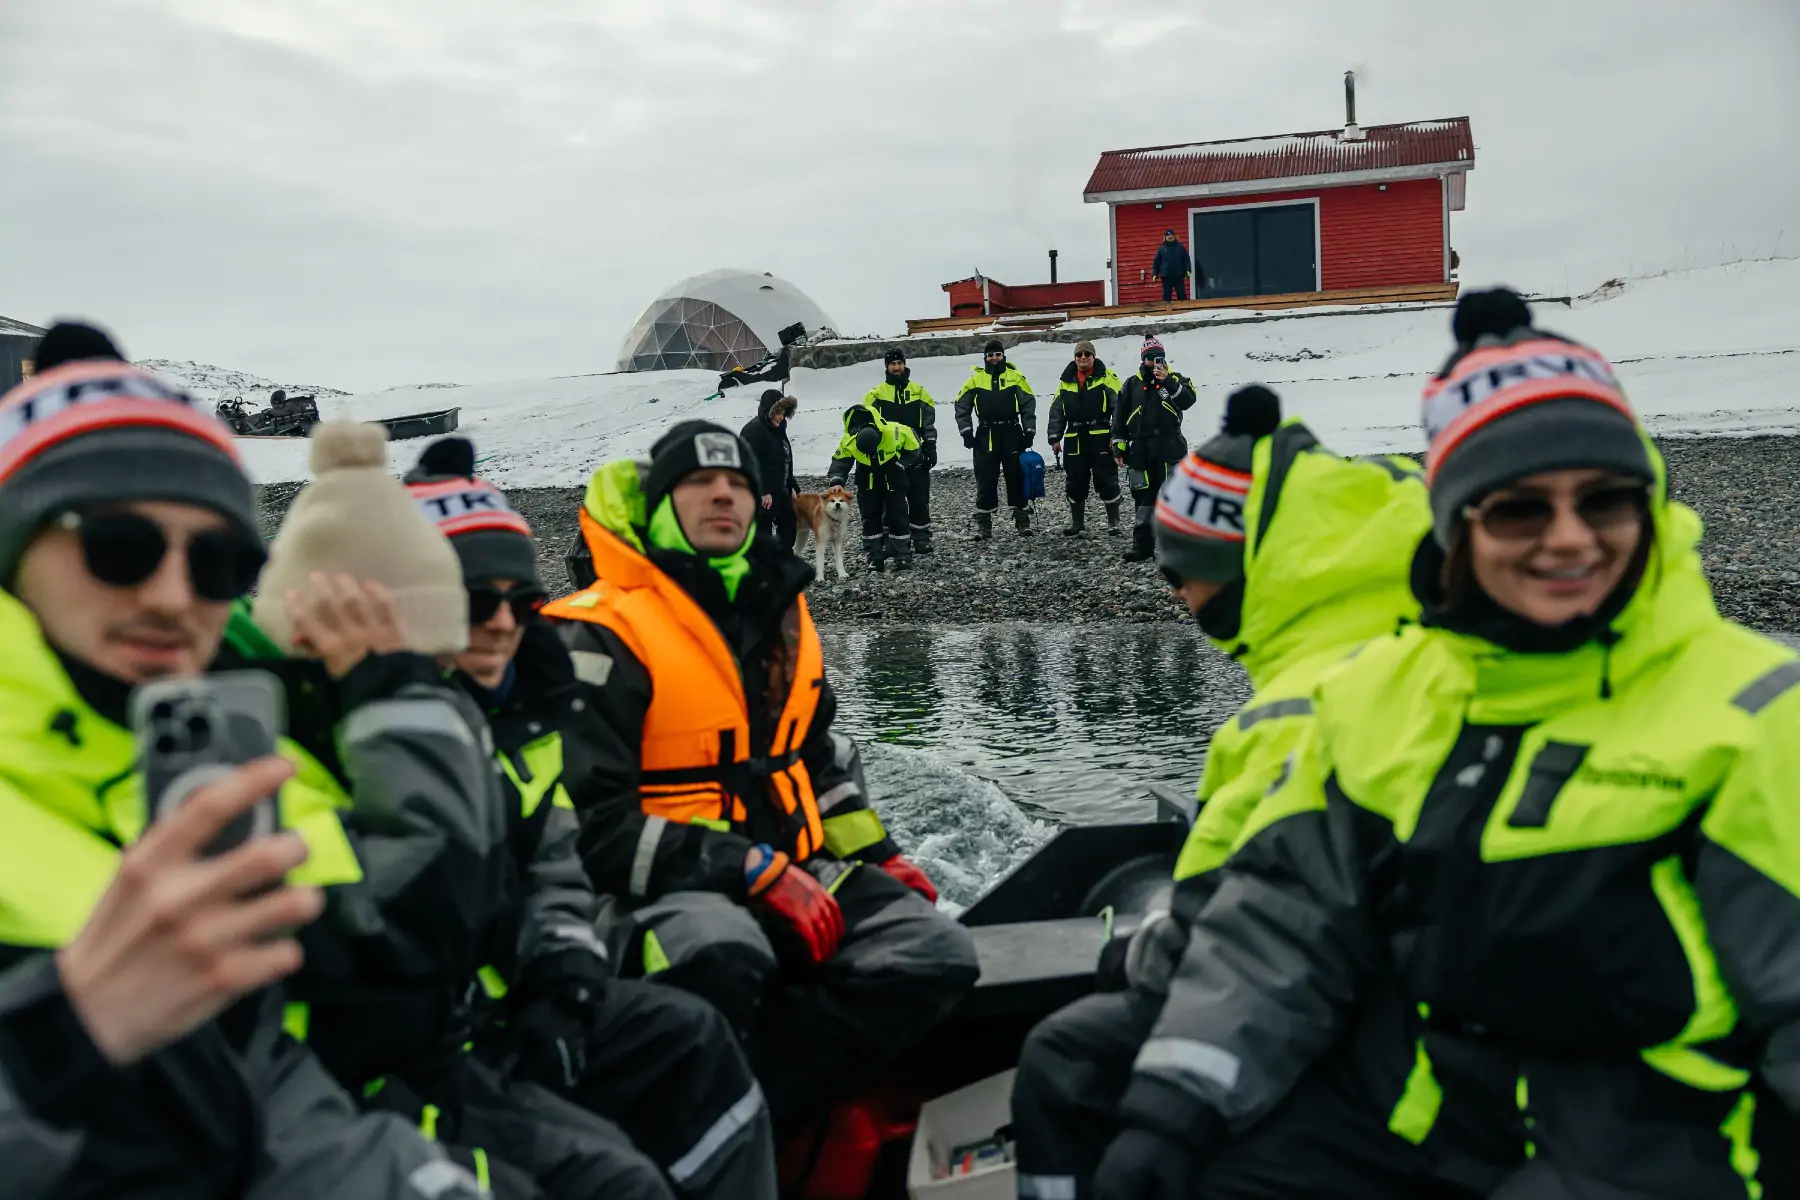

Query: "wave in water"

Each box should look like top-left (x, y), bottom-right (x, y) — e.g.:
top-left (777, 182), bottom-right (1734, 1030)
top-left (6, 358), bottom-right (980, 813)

top-left (864, 742), bottom-right (1056, 913)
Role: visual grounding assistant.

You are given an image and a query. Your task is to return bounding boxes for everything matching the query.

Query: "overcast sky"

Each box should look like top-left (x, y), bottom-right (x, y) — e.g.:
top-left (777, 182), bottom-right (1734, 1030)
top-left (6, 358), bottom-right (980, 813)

top-left (1, 0), bottom-right (1795, 391)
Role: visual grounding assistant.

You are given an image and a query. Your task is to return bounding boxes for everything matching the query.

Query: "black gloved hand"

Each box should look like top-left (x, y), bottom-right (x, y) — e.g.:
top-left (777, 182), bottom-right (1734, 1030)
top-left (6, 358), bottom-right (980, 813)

top-left (962, 431), bottom-right (976, 450)
top-left (508, 981), bottom-right (595, 1091)
top-left (1094, 1128), bottom-right (1197, 1200)
top-left (924, 441), bottom-right (938, 469)
top-left (504, 951), bottom-right (604, 1091)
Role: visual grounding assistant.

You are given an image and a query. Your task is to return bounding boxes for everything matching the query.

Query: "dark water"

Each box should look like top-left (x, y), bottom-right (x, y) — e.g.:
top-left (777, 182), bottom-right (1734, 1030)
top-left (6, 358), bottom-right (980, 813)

top-left (821, 622), bottom-right (1252, 826)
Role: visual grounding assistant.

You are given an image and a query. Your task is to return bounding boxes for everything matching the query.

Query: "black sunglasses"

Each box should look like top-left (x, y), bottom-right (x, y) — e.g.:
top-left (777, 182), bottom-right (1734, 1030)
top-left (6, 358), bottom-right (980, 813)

top-left (1466, 483), bottom-right (1649, 542)
top-left (468, 586), bottom-right (547, 625)
top-left (57, 510), bottom-right (264, 601)
top-left (1074, 350), bottom-right (1095, 359)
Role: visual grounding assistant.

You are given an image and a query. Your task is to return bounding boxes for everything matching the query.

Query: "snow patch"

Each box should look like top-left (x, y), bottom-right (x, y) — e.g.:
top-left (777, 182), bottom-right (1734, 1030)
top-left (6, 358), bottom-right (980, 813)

top-left (224, 257), bottom-right (1800, 487)
top-left (138, 359), bottom-right (349, 405)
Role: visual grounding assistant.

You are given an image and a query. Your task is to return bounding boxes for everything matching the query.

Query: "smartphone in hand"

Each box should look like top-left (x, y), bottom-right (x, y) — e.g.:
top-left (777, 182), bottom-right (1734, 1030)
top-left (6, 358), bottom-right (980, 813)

top-left (129, 671), bottom-right (286, 856)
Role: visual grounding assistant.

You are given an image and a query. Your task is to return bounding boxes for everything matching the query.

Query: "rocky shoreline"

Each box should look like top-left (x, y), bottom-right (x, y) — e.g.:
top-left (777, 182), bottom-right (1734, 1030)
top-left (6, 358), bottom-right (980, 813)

top-left (254, 434), bottom-right (1800, 634)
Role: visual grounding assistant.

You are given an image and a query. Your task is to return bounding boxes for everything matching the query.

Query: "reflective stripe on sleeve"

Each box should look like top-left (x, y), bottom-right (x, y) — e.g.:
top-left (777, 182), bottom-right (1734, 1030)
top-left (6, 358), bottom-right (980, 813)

top-left (339, 698), bottom-right (475, 748)
top-left (1134, 1035), bottom-right (1241, 1090)
top-left (815, 780), bottom-right (861, 814)
top-left (822, 808), bottom-right (887, 857)
top-left (406, 1158), bottom-right (480, 1199)
top-left (668, 1081), bottom-right (766, 1183)
top-left (1018, 1174), bottom-right (1077, 1199)
top-left (630, 816), bottom-right (668, 898)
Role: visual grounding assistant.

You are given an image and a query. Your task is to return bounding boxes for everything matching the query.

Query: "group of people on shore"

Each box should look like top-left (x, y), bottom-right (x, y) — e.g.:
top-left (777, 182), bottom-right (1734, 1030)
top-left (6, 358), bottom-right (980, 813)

top-left (0, 321), bottom-right (977, 1199)
top-left (738, 335), bottom-right (1202, 573)
top-left (1011, 288), bottom-right (1800, 1199)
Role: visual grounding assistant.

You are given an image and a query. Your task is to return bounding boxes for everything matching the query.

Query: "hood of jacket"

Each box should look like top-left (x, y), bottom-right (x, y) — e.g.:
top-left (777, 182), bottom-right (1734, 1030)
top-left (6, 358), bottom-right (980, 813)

top-left (1214, 421), bottom-right (1432, 690)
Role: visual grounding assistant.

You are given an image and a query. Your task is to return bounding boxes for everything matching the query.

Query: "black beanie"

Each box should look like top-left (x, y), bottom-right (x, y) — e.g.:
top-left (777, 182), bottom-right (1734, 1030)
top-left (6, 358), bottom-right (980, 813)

top-left (402, 436), bottom-right (541, 589)
top-left (643, 420), bottom-right (762, 517)
top-left (983, 339), bottom-right (1005, 355)
top-left (884, 348), bottom-right (906, 365)
top-left (854, 426), bottom-right (881, 458)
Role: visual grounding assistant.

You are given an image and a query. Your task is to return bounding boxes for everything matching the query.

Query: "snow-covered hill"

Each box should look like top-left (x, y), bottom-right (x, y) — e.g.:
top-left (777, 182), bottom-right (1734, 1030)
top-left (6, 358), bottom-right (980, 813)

top-left (137, 359), bottom-right (349, 407)
top-left (207, 257), bottom-right (1800, 487)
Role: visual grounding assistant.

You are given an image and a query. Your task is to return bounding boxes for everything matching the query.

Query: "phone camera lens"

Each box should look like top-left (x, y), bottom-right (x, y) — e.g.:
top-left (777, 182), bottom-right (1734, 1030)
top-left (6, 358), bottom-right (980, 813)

top-left (154, 733), bottom-right (178, 755)
top-left (186, 715), bottom-right (212, 750)
top-left (150, 700), bottom-right (176, 722)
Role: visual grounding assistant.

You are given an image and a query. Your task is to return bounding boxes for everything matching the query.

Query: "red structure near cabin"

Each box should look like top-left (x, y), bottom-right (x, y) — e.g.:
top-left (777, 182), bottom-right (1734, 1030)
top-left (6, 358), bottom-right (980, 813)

top-left (942, 276), bottom-right (1108, 320)
top-left (1085, 115), bottom-right (1475, 307)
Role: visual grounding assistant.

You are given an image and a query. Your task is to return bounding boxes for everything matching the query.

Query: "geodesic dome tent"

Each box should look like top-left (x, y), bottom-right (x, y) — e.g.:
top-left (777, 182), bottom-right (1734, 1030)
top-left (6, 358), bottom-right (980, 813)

top-left (616, 269), bottom-right (839, 373)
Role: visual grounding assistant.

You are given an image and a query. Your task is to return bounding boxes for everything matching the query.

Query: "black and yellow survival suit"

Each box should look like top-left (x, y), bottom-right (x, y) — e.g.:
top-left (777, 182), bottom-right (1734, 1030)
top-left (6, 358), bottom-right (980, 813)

top-left (547, 460), bottom-right (978, 1138)
top-left (954, 359), bottom-right (1037, 533)
top-left (0, 588), bottom-right (488, 1200)
top-left (864, 371), bottom-right (939, 551)
top-left (1116, 446), bottom-right (1800, 1198)
top-left (1011, 425), bottom-right (1437, 1198)
top-left (1046, 357), bottom-right (1124, 534)
top-left (214, 606), bottom-right (676, 1200)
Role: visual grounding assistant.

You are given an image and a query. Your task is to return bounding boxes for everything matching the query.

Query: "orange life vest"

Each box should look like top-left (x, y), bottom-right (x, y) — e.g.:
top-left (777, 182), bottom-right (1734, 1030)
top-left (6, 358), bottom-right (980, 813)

top-left (543, 509), bottom-right (828, 860)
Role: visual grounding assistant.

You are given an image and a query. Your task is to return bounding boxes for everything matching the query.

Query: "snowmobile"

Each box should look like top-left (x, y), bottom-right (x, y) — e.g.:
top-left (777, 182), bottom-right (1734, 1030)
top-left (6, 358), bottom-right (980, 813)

top-left (777, 788), bottom-right (1192, 1198)
top-left (215, 390), bottom-right (322, 437)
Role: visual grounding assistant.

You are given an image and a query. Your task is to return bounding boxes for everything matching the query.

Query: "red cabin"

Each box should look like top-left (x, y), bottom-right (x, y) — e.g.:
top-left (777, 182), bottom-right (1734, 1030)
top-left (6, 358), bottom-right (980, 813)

top-left (1084, 115), bottom-right (1475, 307)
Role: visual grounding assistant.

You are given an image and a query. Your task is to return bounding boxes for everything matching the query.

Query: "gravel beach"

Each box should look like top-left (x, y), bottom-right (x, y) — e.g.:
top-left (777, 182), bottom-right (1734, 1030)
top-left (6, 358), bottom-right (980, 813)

top-left (256, 434), bottom-right (1800, 634)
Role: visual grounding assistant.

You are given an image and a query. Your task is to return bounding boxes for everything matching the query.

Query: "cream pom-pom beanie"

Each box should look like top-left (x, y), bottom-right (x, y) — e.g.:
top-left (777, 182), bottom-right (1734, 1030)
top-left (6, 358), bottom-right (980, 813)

top-left (252, 421), bottom-right (468, 655)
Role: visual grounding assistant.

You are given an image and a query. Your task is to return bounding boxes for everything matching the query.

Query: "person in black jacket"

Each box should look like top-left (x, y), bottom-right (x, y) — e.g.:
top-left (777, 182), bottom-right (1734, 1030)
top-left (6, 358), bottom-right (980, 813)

top-left (406, 438), bottom-right (779, 1200)
top-left (1151, 229), bottom-right (1192, 302)
top-left (0, 324), bottom-right (491, 1200)
top-left (1112, 335), bottom-right (1199, 562)
top-left (739, 390), bottom-right (799, 552)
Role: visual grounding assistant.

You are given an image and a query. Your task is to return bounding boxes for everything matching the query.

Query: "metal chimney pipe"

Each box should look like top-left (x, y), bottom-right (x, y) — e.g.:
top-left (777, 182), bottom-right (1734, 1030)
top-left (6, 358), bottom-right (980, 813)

top-left (1344, 70), bottom-right (1356, 127)
top-left (1048, 248), bottom-right (1059, 283)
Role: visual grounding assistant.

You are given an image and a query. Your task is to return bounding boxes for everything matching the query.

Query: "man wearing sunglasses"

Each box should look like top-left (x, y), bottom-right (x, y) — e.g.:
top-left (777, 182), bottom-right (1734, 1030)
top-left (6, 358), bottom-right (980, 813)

top-left (1047, 341), bottom-right (1125, 537)
top-left (407, 437), bottom-right (780, 1200)
top-left (953, 339), bottom-right (1038, 538)
top-left (0, 324), bottom-right (489, 1200)
top-left (1113, 335), bottom-right (1198, 563)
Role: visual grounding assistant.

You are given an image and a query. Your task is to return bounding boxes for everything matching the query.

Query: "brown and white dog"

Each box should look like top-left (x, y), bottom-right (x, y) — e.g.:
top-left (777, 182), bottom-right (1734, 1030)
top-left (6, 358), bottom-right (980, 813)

top-left (794, 485), bottom-right (855, 581)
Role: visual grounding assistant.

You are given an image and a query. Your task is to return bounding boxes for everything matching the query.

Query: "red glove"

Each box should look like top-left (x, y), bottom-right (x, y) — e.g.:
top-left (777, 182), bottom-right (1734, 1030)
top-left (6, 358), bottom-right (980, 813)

top-left (747, 846), bottom-right (844, 964)
top-left (879, 855), bottom-right (939, 903)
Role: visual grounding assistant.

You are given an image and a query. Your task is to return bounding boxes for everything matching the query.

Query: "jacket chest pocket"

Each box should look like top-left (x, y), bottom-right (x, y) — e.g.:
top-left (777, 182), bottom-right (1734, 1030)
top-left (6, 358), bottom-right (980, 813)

top-left (1482, 737), bottom-right (1711, 863)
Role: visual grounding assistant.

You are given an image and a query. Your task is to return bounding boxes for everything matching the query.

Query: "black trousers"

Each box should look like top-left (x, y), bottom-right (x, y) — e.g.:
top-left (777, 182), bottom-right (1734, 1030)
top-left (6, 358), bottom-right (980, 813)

top-left (760, 492), bottom-right (796, 552)
top-left (1013, 990), bottom-right (1482, 1200)
top-left (1064, 448), bottom-right (1120, 507)
top-left (1015, 989), bottom-right (1789, 1200)
top-left (974, 441), bottom-right (1025, 513)
top-left (368, 1056), bottom-right (673, 1200)
top-left (905, 464), bottom-right (932, 535)
top-left (1161, 276), bottom-right (1189, 301)
top-left (481, 979), bottom-right (777, 1200)
top-left (625, 864), bottom-right (980, 1141)
top-left (855, 469), bottom-right (909, 552)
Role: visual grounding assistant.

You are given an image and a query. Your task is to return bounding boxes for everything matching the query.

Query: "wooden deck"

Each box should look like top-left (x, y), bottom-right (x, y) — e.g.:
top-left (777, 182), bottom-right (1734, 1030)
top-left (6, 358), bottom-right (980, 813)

top-left (904, 281), bottom-right (1460, 335)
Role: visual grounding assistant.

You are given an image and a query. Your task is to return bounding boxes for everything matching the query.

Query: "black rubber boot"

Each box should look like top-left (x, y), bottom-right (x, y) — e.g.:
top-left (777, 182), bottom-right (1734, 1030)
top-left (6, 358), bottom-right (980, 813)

top-left (912, 524), bottom-right (934, 555)
top-left (974, 512), bottom-right (993, 539)
top-left (1105, 501), bottom-right (1123, 536)
top-left (1015, 509), bottom-right (1034, 537)
top-left (1122, 517), bottom-right (1155, 563)
top-left (891, 537), bottom-right (914, 570)
top-left (864, 536), bottom-right (886, 572)
top-left (1060, 503), bottom-right (1084, 537)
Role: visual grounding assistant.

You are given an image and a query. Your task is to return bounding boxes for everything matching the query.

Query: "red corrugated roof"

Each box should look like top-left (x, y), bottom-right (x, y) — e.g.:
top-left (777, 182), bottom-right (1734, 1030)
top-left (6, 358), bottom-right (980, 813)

top-left (1084, 117), bottom-right (1474, 199)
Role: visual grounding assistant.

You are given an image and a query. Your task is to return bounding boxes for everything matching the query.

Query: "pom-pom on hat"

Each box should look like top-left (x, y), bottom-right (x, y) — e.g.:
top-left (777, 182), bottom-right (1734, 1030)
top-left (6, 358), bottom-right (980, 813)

top-left (403, 436), bottom-right (541, 590)
top-left (1154, 384), bottom-right (1283, 583)
top-left (253, 421), bottom-right (468, 655)
top-left (0, 323), bottom-right (257, 585)
top-left (1422, 287), bottom-right (1650, 547)
top-left (1141, 335), bottom-right (1166, 360)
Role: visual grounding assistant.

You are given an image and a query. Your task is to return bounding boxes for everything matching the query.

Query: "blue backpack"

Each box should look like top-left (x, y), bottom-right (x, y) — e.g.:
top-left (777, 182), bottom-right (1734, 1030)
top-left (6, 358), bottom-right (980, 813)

top-left (1020, 449), bottom-right (1046, 501)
